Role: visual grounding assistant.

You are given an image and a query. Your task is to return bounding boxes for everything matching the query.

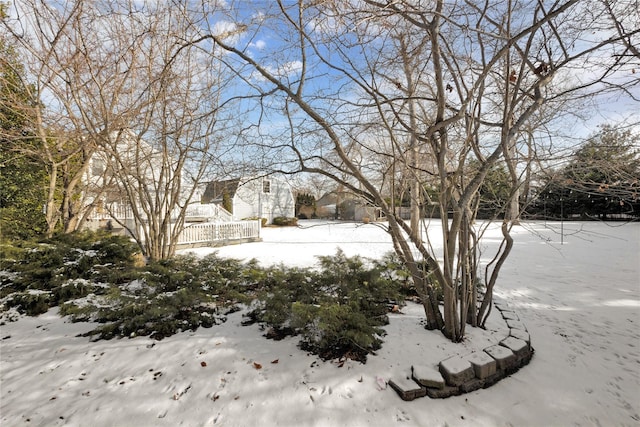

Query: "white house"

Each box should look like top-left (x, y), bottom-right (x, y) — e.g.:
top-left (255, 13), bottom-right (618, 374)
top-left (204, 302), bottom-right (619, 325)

top-left (81, 131), bottom-right (262, 247)
top-left (201, 175), bottom-right (295, 224)
top-left (83, 130), bottom-right (168, 233)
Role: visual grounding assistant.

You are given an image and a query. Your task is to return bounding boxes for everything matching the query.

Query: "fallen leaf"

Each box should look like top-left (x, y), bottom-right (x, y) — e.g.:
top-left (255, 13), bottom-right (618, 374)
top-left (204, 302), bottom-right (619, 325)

top-left (253, 362), bottom-right (262, 370)
top-left (200, 361), bottom-right (207, 367)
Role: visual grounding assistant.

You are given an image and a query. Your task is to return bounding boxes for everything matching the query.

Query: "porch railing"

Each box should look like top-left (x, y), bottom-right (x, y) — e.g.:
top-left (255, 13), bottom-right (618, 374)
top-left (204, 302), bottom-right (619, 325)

top-left (88, 202), bottom-right (233, 223)
top-left (183, 203), bottom-right (233, 222)
top-left (90, 204), bottom-right (133, 221)
top-left (176, 220), bottom-right (261, 246)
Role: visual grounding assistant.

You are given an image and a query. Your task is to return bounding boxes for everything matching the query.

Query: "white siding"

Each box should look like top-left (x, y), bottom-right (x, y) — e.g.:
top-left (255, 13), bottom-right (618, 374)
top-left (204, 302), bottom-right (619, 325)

top-left (231, 176), bottom-right (294, 223)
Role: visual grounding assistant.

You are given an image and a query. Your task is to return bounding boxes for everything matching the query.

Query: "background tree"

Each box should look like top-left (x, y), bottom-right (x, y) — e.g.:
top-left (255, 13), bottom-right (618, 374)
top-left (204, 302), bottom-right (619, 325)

top-left (532, 124), bottom-right (640, 219)
top-left (470, 160), bottom-right (512, 220)
top-left (201, 0), bottom-right (638, 341)
top-left (295, 192), bottom-right (316, 218)
top-left (0, 32), bottom-right (47, 239)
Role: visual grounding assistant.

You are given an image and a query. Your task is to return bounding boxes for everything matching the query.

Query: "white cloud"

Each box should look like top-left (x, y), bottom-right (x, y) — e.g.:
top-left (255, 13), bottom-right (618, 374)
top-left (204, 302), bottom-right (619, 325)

top-left (271, 60), bottom-right (303, 77)
top-left (249, 39), bottom-right (266, 50)
top-left (212, 20), bottom-right (245, 43)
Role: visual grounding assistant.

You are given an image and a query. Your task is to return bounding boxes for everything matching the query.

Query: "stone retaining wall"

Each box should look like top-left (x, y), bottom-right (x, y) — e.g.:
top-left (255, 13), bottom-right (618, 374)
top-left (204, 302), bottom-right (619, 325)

top-left (389, 300), bottom-right (534, 401)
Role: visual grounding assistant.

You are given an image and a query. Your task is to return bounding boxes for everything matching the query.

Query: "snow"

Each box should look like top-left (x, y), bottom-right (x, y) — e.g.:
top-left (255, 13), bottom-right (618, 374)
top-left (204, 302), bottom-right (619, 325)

top-left (1, 220), bottom-right (639, 426)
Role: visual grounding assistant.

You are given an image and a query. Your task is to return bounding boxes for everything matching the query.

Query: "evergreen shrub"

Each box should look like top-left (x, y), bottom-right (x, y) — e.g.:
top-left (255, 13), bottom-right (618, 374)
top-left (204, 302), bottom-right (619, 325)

top-left (70, 254), bottom-right (255, 340)
top-left (272, 216), bottom-right (298, 226)
top-left (1, 231), bottom-right (139, 315)
top-left (2, 232), bottom-right (419, 363)
top-left (249, 250), bottom-right (405, 362)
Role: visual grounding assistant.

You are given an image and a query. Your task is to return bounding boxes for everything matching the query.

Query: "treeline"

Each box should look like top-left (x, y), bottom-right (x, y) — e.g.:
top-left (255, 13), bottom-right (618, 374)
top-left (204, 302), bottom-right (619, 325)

top-left (526, 126), bottom-right (639, 221)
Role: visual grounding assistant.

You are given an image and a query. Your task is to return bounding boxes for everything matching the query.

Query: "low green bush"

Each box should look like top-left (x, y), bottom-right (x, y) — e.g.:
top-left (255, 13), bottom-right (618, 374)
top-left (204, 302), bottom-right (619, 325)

top-left (272, 217), bottom-right (298, 226)
top-left (249, 250), bottom-right (405, 362)
top-left (69, 253), bottom-right (255, 340)
top-left (1, 231), bottom-right (139, 315)
top-left (2, 232), bottom-right (419, 363)
top-left (1, 233), bottom-right (256, 338)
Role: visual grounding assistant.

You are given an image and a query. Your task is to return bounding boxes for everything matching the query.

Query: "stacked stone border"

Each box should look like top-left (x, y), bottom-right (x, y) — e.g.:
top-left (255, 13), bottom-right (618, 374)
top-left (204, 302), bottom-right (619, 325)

top-left (388, 300), bottom-right (534, 400)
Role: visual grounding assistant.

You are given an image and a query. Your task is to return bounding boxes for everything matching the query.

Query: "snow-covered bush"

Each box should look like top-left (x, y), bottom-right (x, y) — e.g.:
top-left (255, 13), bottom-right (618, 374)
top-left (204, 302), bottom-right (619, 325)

top-left (73, 254), bottom-right (253, 340)
top-left (0, 231), bottom-right (139, 315)
top-left (249, 250), bottom-right (406, 362)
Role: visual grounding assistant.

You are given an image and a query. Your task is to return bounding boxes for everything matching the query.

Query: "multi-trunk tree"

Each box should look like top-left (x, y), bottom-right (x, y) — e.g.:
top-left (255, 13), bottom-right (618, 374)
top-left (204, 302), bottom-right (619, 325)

top-left (2, 0), bottom-right (237, 259)
top-left (197, 0), bottom-right (638, 341)
top-left (4, 0), bottom-right (637, 340)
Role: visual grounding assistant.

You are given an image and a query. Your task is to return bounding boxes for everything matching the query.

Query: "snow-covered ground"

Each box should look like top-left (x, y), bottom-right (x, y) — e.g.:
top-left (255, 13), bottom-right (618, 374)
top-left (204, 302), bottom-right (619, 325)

top-left (1, 220), bottom-right (638, 426)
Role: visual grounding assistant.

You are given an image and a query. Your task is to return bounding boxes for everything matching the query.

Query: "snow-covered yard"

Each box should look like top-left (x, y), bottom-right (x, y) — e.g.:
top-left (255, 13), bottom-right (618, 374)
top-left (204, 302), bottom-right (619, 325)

top-left (1, 220), bottom-right (638, 426)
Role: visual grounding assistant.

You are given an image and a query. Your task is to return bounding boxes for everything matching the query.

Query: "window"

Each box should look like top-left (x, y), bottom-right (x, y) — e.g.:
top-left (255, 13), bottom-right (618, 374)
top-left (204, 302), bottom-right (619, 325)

top-left (92, 158), bottom-right (105, 177)
top-left (262, 179), bottom-right (271, 194)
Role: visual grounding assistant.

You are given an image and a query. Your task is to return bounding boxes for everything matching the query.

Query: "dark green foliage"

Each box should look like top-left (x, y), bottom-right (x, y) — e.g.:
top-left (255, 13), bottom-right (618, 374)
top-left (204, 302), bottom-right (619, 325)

top-left (527, 125), bottom-right (640, 220)
top-left (7, 291), bottom-right (51, 316)
top-left (1, 230), bottom-right (139, 315)
top-left (68, 253), bottom-right (257, 340)
top-left (0, 36), bottom-right (48, 239)
top-left (292, 302), bottom-right (382, 360)
top-left (249, 250), bottom-right (405, 362)
top-left (1, 232), bottom-right (256, 339)
top-left (295, 193), bottom-right (316, 219)
top-left (296, 193), bottom-right (315, 207)
top-left (374, 251), bottom-right (428, 299)
top-left (2, 231), bottom-right (414, 362)
top-left (222, 190), bottom-right (232, 213)
top-left (249, 266), bottom-right (318, 331)
top-left (272, 216), bottom-right (298, 226)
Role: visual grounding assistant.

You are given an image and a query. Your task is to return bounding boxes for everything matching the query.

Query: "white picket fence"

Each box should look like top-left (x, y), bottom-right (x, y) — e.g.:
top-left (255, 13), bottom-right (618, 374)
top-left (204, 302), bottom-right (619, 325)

top-left (176, 220), bottom-right (261, 246)
top-left (87, 202), bottom-right (257, 247)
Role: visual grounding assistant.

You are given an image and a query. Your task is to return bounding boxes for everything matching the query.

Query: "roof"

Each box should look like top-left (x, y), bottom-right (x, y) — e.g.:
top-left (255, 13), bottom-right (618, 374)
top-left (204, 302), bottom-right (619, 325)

top-left (201, 179), bottom-right (241, 203)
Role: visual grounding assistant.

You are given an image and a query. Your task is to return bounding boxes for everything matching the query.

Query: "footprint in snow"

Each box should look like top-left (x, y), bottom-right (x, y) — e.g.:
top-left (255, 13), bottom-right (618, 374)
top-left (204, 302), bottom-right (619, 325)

top-left (395, 410), bottom-right (410, 422)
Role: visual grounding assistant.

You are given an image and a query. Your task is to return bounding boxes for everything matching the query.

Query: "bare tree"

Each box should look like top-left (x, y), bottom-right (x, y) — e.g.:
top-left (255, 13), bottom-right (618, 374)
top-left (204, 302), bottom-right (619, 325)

top-left (192, 0), bottom-right (638, 341)
top-left (3, 0), bottom-right (236, 258)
